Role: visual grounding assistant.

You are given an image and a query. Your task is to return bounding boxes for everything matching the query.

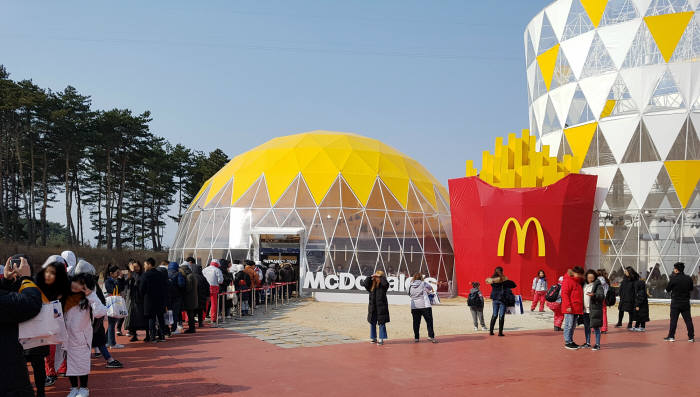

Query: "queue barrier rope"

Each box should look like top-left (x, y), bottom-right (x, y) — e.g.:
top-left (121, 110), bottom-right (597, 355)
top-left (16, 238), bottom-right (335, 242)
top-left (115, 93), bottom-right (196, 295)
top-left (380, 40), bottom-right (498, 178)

top-left (214, 282), bottom-right (299, 327)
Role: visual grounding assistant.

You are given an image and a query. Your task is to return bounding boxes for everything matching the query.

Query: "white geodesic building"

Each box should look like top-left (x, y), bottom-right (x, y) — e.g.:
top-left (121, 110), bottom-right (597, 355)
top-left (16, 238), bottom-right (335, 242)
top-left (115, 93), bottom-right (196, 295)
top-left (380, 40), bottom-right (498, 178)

top-left (526, 0), bottom-right (700, 297)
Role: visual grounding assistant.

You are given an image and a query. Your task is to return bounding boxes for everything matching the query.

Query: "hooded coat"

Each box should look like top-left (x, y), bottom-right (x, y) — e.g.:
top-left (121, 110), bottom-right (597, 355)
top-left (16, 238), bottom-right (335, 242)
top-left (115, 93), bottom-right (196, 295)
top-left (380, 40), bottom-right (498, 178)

top-left (193, 265), bottom-right (210, 310)
top-left (634, 280), bottom-right (650, 323)
top-left (0, 277), bottom-right (43, 397)
top-left (64, 290), bottom-right (107, 376)
top-left (124, 272), bottom-right (147, 330)
top-left (168, 262), bottom-right (185, 314)
top-left (140, 267), bottom-right (169, 317)
top-left (180, 265), bottom-right (199, 311)
top-left (618, 277), bottom-right (636, 312)
top-left (586, 280), bottom-right (605, 328)
top-left (363, 276), bottom-right (390, 324)
top-left (561, 274), bottom-right (584, 315)
top-left (91, 285), bottom-right (108, 348)
top-left (407, 279), bottom-right (432, 310)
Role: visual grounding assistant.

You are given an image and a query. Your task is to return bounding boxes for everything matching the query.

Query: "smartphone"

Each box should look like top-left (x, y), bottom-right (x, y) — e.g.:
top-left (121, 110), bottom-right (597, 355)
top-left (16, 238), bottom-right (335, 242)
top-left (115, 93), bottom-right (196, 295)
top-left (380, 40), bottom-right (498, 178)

top-left (10, 257), bottom-right (21, 268)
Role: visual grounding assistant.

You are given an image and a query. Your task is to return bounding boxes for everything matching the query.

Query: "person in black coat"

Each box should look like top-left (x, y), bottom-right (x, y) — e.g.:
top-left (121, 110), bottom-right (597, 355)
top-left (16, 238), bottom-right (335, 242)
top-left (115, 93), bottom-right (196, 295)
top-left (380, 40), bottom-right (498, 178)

top-left (193, 264), bottom-right (210, 326)
top-left (1, 256), bottom-right (43, 397)
top-left (233, 264), bottom-right (252, 315)
top-left (615, 268), bottom-right (637, 329)
top-left (486, 266), bottom-right (517, 337)
top-left (665, 262), bottom-right (696, 342)
top-left (219, 259), bottom-right (234, 318)
top-left (363, 270), bottom-right (390, 345)
top-left (140, 258), bottom-right (169, 342)
top-left (633, 269), bottom-right (650, 331)
top-left (125, 260), bottom-right (148, 341)
top-left (92, 283), bottom-right (124, 368)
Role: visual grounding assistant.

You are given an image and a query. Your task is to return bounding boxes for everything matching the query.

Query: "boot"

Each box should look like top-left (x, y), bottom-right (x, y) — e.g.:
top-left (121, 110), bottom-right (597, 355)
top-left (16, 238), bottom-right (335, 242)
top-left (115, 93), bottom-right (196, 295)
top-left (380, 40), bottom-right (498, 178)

top-left (498, 317), bottom-right (505, 336)
top-left (489, 317), bottom-right (497, 336)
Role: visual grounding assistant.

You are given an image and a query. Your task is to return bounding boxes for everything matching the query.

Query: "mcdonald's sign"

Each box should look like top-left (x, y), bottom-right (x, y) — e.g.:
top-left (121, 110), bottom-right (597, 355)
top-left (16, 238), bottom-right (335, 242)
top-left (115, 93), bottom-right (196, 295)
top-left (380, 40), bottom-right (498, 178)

top-left (448, 174), bottom-right (597, 300)
top-left (497, 217), bottom-right (545, 257)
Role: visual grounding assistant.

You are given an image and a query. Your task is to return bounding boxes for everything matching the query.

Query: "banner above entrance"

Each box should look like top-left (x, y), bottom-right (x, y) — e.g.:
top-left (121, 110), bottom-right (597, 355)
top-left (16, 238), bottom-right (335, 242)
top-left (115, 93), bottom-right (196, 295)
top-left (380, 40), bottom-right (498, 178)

top-left (448, 174), bottom-right (597, 300)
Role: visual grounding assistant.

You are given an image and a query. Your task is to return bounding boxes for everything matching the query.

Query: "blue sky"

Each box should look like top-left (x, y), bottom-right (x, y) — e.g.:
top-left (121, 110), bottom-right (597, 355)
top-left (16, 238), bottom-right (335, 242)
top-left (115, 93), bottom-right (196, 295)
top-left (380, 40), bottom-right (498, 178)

top-left (1, 0), bottom-right (550, 245)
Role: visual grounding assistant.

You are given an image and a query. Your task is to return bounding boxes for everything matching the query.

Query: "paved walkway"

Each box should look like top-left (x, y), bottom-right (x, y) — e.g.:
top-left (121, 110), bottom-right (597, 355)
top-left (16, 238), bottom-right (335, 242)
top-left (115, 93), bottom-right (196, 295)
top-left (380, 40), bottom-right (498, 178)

top-left (218, 301), bottom-right (357, 348)
top-left (41, 313), bottom-right (699, 397)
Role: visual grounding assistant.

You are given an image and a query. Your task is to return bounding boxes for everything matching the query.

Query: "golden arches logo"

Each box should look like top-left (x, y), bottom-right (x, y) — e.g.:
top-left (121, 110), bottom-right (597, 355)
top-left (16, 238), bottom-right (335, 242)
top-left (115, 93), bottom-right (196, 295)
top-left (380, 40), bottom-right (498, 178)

top-left (497, 217), bottom-right (546, 257)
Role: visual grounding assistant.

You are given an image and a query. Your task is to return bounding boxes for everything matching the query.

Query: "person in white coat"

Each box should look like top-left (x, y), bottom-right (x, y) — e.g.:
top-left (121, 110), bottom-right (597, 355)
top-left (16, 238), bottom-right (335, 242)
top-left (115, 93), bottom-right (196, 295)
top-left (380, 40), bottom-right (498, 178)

top-left (63, 269), bottom-right (107, 397)
top-left (202, 260), bottom-right (224, 323)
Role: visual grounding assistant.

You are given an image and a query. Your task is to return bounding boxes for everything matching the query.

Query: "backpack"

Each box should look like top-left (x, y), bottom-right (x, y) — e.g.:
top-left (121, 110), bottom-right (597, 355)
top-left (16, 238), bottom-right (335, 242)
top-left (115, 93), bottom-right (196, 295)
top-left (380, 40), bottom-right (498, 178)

top-left (545, 284), bottom-right (560, 302)
top-left (467, 291), bottom-right (483, 307)
top-left (503, 288), bottom-right (516, 307)
top-left (604, 287), bottom-right (616, 307)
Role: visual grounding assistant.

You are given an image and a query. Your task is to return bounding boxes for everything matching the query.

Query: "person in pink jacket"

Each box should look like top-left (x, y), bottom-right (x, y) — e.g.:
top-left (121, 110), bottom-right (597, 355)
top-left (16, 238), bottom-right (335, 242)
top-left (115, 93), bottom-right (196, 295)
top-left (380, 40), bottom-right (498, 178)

top-left (63, 268), bottom-right (107, 397)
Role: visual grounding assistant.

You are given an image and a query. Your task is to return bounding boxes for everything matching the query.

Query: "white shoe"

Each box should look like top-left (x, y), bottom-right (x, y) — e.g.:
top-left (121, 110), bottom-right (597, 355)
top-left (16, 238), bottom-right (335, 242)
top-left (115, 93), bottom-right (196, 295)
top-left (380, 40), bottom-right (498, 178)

top-left (482, 326), bottom-right (488, 331)
top-left (474, 326), bottom-right (478, 331)
top-left (629, 327), bottom-right (638, 332)
top-left (67, 388), bottom-right (80, 397)
top-left (78, 387), bottom-right (89, 397)
top-left (110, 344), bottom-right (125, 349)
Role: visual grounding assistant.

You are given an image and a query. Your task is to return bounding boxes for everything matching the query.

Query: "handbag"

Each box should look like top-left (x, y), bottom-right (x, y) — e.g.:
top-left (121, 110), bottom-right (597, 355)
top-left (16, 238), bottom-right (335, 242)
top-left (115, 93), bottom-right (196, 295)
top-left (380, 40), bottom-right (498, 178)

top-left (106, 288), bottom-right (129, 319)
top-left (165, 309), bottom-right (174, 326)
top-left (428, 293), bottom-right (440, 305)
top-left (18, 300), bottom-right (67, 350)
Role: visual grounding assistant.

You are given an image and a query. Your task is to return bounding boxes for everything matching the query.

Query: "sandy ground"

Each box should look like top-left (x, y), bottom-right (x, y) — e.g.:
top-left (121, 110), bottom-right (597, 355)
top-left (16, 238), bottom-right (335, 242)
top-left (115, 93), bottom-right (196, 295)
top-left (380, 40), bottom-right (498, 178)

top-left (271, 297), bottom-right (696, 340)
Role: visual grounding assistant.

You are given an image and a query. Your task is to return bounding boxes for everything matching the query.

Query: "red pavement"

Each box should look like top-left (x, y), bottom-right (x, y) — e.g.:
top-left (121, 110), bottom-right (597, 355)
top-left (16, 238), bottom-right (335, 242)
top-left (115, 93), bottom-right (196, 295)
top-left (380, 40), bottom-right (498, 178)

top-left (43, 318), bottom-right (698, 397)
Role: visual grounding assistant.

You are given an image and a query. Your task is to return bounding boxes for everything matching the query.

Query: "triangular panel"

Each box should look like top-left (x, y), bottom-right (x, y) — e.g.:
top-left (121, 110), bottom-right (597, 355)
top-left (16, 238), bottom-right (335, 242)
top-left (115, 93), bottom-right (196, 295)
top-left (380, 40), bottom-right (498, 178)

top-left (619, 161), bottom-right (664, 207)
top-left (542, 96), bottom-right (563, 133)
top-left (664, 160), bottom-right (700, 207)
top-left (597, 19), bottom-right (643, 69)
top-left (599, 117), bottom-right (640, 163)
top-left (562, 0), bottom-right (596, 40)
top-left (550, 82), bottom-right (578, 125)
top-left (579, 72), bottom-right (618, 118)
top-left (644, 112), bottom-right (687, 159)
top-left (620, 64), bottom-right (667, 109)
top-left (601, 0), bottom-right (641, 26)
top-left (539, 13), bottom-right (560, 55)
top-left (560, 30), bottom-right (596, 79)
top-left (546, 0), bottom-right (574, 40)
top-left (644, 11), bottom-right (694, 62)
top-left (566, 84), bottom-right (597, 126)
top-left (583, 164), bottom-right (618, 209)
top-left (646, 69), bottom-right (686, 113)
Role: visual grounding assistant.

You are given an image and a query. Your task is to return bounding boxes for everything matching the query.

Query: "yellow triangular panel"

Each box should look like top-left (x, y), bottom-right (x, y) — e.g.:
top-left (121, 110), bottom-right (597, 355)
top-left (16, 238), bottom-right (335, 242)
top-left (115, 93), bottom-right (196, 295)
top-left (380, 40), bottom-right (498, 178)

top-left (580, 0), bottom-right (608, 28)
top-left (600, 99), bottom-right (616, 119)
top-left (343, 152), bottom-right (378, 205)
top-left (664, 160), bottom-right (700, 208)
top-left (644, 12), bottom-right (694, 63)
top-left (564, 122), bottom-right (597, 171)
top-left (381, 176), bottom-right (410, 208)
top-left (188, 178), bottom-right (212, 210)
top-left (537, 44), bottom-right (560, 91)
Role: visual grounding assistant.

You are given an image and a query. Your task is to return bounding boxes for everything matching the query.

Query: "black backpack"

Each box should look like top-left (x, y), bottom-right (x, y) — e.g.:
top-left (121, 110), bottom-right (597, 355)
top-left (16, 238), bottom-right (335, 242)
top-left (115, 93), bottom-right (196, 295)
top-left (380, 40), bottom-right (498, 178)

top-left (545, 284), bottom-right (560, 302)
top-left (604, 287), bottom-right (616, 306)
top-left (467, 291), bottom-right (483, 307)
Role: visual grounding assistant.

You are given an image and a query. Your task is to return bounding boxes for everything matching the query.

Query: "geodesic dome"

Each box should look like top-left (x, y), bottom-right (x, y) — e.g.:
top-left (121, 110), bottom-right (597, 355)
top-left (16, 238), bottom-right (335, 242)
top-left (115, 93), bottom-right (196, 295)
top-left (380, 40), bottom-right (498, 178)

top-left (169, 131), bottom-right (454, 292)
top-left (526, 0), bottom-right (700, 296)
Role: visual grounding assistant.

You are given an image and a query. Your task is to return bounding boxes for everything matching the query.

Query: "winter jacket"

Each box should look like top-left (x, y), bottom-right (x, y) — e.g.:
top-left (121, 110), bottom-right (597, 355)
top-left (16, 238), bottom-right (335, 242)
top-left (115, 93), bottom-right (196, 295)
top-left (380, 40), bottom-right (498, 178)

top-left (363, 276), bottom-right (390, 324)
top-left (168, 262), bottom-right (186, 312)
top-left (467, 287), bottom-right (485, 309)
top-left (561, 274), bottom-right (584, 315)
top-left (203, 265), bottom-right (224, 287)
top-left (487, 276), bottom-right (516, 302)
top-left (265, 267), bottom-right (277, 284)
top-left (407, 279), bottom-right (432, 310)
top-left (180, 266), bottom-right (199, 311)
top-left (124, 272), bottom-right (147, 331)
top-left (618, 277), bottom-right (636, 312)
top-left (666, 272), bottom-right (694, 310)
top-left (584, 280), bottom-right (605, 328)
top-left (193, 265), bottom-right (210, 310)
top-left (91, 285), bottom-right (108, 348)
top-left (104, 276), bottom-right (126, 297)
top-left (532, 277), bottom-right (547, 292)
top-left (139, 268), bottom-right (169, 316)
top-left (0, 277), bottom-right (43, 397)
top-left (634, 280), bottom-right (650, 323)
top-left (280, 266), bottom-right (294, 283)
top-left (64, 290), bottom-right (107, 376)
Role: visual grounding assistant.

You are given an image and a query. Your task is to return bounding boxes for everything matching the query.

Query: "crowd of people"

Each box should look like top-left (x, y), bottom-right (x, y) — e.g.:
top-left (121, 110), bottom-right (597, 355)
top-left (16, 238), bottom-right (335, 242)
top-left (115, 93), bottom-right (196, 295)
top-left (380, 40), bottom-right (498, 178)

top-left (364, 263), bottom-right (695, 352)
top-left (0, 252), bottom-right (296, 397)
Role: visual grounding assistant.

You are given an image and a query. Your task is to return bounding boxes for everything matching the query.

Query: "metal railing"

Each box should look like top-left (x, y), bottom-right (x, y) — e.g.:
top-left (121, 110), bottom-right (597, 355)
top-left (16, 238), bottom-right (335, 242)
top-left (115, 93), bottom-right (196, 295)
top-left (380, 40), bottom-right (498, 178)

top-left (213, 282), bottom-right (299, 327)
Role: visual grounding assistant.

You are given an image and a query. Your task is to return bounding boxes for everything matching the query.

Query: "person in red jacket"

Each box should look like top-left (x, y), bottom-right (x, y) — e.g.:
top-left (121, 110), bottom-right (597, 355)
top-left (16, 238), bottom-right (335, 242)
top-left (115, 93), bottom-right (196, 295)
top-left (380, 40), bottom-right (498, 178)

top-left (561, 266), bottom-right (585, 350)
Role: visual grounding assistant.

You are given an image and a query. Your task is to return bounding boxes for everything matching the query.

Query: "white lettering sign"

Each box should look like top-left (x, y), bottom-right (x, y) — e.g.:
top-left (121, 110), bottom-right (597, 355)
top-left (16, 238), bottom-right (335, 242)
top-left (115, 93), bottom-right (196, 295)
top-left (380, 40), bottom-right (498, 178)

top-left (303, 272), bottom-right (437, 293)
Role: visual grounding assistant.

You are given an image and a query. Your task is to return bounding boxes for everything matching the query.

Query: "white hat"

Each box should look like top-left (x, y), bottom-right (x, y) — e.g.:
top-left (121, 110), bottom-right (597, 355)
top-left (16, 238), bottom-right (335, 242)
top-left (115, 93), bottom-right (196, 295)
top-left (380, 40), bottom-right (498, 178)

top-left (42, 255), bottom-right (67, 269)
top-left (72, 259), bottom-right (96, 276)
top-left (61, 251), bottom-right (77, 268)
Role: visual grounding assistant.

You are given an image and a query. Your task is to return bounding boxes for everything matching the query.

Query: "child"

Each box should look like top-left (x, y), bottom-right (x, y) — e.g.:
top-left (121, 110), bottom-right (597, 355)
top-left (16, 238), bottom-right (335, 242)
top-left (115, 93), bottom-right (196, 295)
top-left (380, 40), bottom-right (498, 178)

top-left (64, 266), bottom-right (107, 397)
top-left (531, 270), bottom-right (547, 312)
top-left (546, 276), bottom-right (564, 331)
top-left (467, 282), bottom-right (487, 331)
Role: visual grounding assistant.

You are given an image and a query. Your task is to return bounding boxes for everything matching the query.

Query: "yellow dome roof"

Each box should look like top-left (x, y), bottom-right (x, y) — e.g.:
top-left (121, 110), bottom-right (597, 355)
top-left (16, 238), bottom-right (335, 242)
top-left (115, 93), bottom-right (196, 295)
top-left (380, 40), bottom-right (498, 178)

top-left (192, 130), bottom-right (447, 209)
